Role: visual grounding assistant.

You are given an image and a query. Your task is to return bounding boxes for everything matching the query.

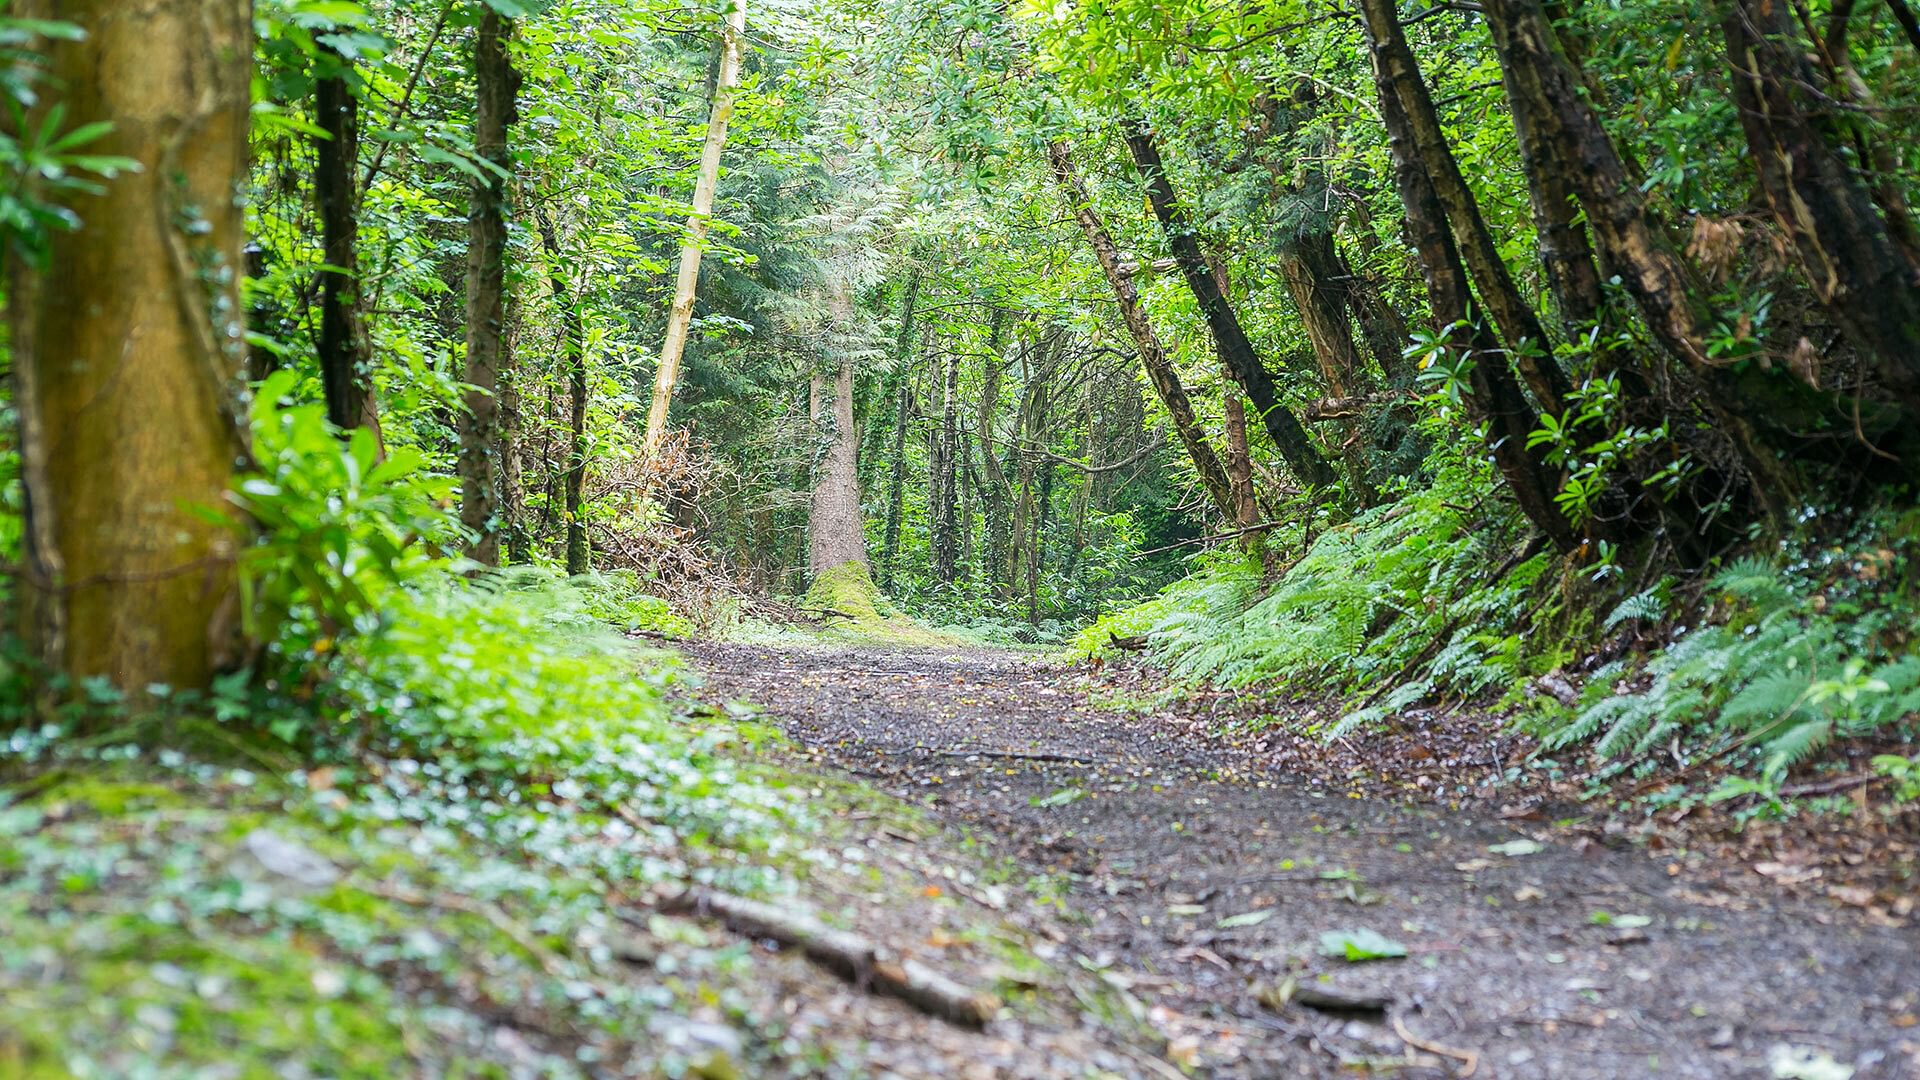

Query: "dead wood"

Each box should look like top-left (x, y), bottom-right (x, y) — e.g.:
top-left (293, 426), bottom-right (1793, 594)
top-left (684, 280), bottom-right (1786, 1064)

top-left (656, 887), bottom-right (1001, 1028)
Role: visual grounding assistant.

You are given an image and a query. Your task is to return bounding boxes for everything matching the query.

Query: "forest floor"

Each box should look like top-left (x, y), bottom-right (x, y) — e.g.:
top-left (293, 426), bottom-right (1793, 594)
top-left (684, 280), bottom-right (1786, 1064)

top-left (685, 640), bottom-right (1920, 1080)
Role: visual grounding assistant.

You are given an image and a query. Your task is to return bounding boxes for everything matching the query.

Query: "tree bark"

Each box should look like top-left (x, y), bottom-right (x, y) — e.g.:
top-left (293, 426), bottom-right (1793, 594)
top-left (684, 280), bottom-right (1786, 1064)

top-left (809, 360), bottom-right (870, 574)
top-left (1046, 139), bottom-right (1239, 521)
top-left (1277, 230), bottom-right (1378, 504)
top-left (458, 7), bottom-right (520, 567)
top-left (313, 39), bottom-right (382, 443)
top-left (10, 0), bottom-right (251, 695)
top-left (877, 276), bottom-right (919, 588)
top-left (1720, 0), bottom-right (1920, 413)
top-left (1360, 0), bottom-right (1574, 415)
top-left (932, 340), bottom-right (961, 581)
top-left (1122, 122), bottom-right (1337, 489)
top-left (976, 310), bottom-right (1017, 598)
top-left (536, 204), bottom-right (591, 575)
top-left (643, 0), bottom-right (748, 453)
top-left (1360, 0), bottom-right (1578, 551)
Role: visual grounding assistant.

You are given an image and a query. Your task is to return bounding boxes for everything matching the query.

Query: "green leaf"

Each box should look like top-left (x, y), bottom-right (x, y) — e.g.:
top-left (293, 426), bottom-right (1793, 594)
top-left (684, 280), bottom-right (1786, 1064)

top-left (1215, 908), bottom-right (1272, 929)
top-left (1487, 839), bottom-right (1544, 857)
top-left (1317, 928), bottom-right (1407, 962)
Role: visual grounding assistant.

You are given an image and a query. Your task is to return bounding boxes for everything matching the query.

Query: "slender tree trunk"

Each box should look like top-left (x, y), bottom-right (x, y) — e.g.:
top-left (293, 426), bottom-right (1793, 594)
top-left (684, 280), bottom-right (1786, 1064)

top-left (313, 40), bottom-right (382, 443)
top-left (1122, 122), bottom-right (1337, 488)
top-left (879, 381), bottom-right (911, 588)
top-left (458, 7), bottom-right (520, 567)
top-left (933, 342), bottom-right (961, 580)
top-left (644, 0), bottom-right (748, 453)
top-left (1360, 2), bottom-right (1578, 550)
top-left (536, 205), bottom-right (591, 574)
top-left (1220, 377), bottom-right (1259, 527)
top-left (809, 359), bottom-right (870, 573)
top-left (1720, 0), bottom-right (1920, 412)
top-left (977, 310), bottom-right (1016, 599)
top-left (1360, 0), bottom-right (1573, 415)
top-left (10, 0), bottom-right (251, 696)
top-left (1046, 139), bottom-right (1239, 521)
top-left (498, 291), bottom-right (530, 564)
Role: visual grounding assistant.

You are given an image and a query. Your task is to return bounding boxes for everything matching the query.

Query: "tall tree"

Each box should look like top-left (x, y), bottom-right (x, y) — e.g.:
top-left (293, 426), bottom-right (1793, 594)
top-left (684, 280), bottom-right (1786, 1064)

top-left (808, 359), bottom-right (869, 573)
top-left (644, 0), bottom-right (748, 453)
top-left (1047, 139), bottom-right (1239, 521)
top-left (535, 204), bottom-right (592, 575)
top-left (313, 38), bottom-right (381, 441)
top-left (459, 4), bottom-right (521, 566)
top-left (10, 0), bottom-right (251, 694)
top-left (1122, 122), bottom-right (1338, 489)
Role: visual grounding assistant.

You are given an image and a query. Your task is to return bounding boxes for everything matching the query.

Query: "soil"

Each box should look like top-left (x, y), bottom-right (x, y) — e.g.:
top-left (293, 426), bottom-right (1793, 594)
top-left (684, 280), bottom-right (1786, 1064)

top-left (685, 641), bottom-right (1920, 1079)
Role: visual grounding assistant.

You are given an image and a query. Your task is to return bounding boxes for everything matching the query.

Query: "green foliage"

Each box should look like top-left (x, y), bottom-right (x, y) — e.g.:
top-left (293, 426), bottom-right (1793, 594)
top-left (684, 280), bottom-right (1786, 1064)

top-left (1872, 754), bottom-right (1920, 803)
top-left (0, 12), bottom-right (140, 264)
top-left (1522, 524), bottom-right (1920, 785)
top-left (223, 371), bottom-right (461, 662)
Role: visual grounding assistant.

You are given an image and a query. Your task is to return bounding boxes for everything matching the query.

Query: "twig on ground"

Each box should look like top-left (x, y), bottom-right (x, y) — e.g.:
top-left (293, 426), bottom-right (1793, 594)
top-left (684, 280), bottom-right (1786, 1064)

top-left (654, 887), bottom-right (1000, 1028)
top-left (1392, 1013), bottom-right (1478, 1077)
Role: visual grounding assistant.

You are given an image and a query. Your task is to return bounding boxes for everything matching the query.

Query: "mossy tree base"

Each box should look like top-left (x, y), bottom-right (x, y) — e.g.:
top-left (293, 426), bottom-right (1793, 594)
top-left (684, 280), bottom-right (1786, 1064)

top-left (802, 561), bottom-right (961, 646)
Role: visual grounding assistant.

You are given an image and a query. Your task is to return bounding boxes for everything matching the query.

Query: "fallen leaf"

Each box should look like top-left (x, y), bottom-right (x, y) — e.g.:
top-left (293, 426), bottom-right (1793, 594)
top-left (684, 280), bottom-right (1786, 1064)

top-left (1488, 839), bottom-right (1545, 857)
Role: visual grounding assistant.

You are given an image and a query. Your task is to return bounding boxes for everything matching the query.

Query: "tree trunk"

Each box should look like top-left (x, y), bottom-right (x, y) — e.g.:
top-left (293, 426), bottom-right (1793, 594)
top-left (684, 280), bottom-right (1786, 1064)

top-left (932, 341), bottom-right (961, 581)
top-left (1360, 1), bottom-right (1578, 551)
top-left (1720, 0), bottom-right (1920, 412)
top-left (458, 7), bottom-right (520, 567)
top-left (536, 204), bottom-right (591, 575)
top-left (644, 0), bottom-right (748, 453)
top-left (1122, 122), bottom-right (1337, 488)
top-left (976, 310), bottom-right (1016, 599)
top-left (313, 39), bottom-right (382, 443)
top-left (1046, 139), bottom-right (1239, 521)
top-left (1360, 0), bottom-right (1574, 415)
top-left (1276, 230), bottom-right (1378, 504)
top-left (879, 381), bottom-right (911, 588)
top-left (10, 0), bottom-right (250, 696)
top-left (497, 290), bottom-right (530, 565)
top-left (809, 360), bottom-right (870, 574)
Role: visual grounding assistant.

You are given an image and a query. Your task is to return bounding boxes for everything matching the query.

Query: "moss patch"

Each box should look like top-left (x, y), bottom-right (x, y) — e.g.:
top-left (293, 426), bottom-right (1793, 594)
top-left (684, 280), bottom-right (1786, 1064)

top-left (801, 561), bottom-right (963, 646)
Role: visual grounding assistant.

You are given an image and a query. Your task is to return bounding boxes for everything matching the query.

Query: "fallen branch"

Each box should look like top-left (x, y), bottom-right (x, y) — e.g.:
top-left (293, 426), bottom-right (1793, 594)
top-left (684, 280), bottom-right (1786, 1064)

top-left (1392, 1013), bottom-right (1477, 1077)
top-left (656, 887), bottom-right (1000, 1028)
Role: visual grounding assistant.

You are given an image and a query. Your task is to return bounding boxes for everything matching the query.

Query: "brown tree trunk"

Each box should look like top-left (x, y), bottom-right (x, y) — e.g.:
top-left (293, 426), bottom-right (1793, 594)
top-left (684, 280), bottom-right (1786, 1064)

top-left (976, 310), bottom-right (1017, 599)
top-left (313, 40), bottom-right (382, 443)
top-left (1122, 122), bottom-right (1337, 489)
top-left (498, 291), bottom-right (530, 565)
top-left (1046, 139), bottom-right (1239, 521)
top-left (1277, 230), bottom-right (1378, 504)
top-left (1221, 375), bottom-right (1260, 528)
top-left (536, 204), bottom-right (591, 575)
top-left (1720, 0), bottom-right (1920, 412)
top-left (1360, 0), bottom-right (1578, 550)
top-left (1360, 0), bottom-right (1574, 415)
top-left (10, 0), bottom-right (251, 696)
top-left (458, 7), bottom-right (520, 567)
top-left (809, 360), bottom-right (870, 574)
top-left (932, 343), bottom-right (961, 581)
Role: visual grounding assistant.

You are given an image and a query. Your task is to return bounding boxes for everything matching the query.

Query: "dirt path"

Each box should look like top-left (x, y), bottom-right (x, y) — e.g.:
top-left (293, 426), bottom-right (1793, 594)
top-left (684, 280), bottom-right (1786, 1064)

top-left (687, 642), bottom-right (1920, 1079)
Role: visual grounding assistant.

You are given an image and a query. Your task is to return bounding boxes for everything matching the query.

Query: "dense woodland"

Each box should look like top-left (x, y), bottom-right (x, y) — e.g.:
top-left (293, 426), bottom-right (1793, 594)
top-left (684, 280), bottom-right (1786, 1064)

top-left (3, 0), bottom-right (1920, 1072)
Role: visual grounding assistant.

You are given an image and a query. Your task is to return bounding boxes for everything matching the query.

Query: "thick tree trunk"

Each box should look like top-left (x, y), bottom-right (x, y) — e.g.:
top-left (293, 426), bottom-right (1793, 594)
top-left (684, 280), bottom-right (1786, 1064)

top-left (10, 0), bottom-right (250, 696)
top-left (1360, 0), bottom-right (1573, 416)
top-left (1046, 139), bottom-right (1239, 521)
top-left (1720, 0), bottom-right (1920, 412)
top-left (1122, 122), bottom-right (1337, 488)
top-left (536, 205), bottom-right (591, 575)
top-left (809, 360), bottom-right (870, 574)
top-left (1221, 379), bottom-right (1260, 527)
top-left (1360, 2), bottom-right (1577, 550)
top-left (932, 342), bottom-right (962, 581)
top-left (313, 40), bottom-right (381, 443)
top-left (458, 8), bottom-right (520, 567)
top-left (644, 0), bottom-right (748, 453)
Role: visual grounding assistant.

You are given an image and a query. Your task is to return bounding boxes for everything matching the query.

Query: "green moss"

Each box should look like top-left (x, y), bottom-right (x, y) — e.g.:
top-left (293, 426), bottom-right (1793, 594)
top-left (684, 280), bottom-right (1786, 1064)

top-left (801, 561), bottom-right (963, 646)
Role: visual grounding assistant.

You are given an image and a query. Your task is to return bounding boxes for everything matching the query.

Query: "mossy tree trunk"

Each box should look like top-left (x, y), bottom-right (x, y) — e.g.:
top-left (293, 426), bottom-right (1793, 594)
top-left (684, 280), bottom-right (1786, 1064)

top-left (458, 6), bottom-right (520, 567)
top-left (808, 360), bottom-right (870, 575)
top-left (10, 0), bottom-right (252, 697)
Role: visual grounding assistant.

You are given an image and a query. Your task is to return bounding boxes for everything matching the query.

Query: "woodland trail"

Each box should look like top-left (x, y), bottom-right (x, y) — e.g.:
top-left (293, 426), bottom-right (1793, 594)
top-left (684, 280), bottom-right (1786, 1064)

top-left (687, 642), bottom-right (1920, 1079)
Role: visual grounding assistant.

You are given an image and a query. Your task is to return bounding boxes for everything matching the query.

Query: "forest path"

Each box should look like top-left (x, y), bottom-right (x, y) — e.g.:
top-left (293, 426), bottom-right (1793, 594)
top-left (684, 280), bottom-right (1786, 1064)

top-left (685, 642), bottom-right (1920, 1079)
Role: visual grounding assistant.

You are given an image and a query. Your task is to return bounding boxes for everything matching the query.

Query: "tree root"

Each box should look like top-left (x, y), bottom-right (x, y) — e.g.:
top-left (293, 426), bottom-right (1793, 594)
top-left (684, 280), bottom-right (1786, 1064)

top-left (655, 887), bottom-right (1000, 1028)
